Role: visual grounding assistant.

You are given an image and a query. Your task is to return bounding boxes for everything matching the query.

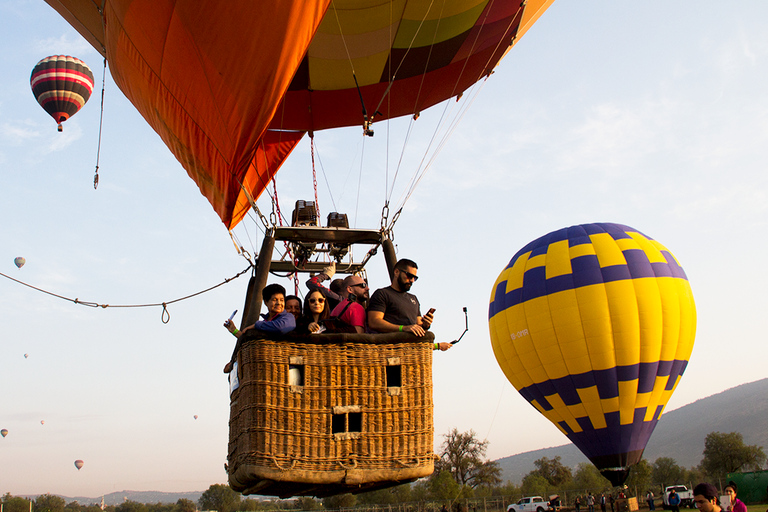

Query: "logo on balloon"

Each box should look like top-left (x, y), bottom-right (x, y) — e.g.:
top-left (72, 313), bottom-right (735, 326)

top-left (489, 223), bottom-right (696, 485)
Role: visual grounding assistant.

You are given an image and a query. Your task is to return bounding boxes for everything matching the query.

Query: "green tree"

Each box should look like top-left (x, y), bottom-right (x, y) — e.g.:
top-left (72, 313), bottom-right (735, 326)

top-left (175, 499), bottom-right (196, 512)
top-left (625, 459), bottom-right (652, 495)
top-left (356, 483), bottom-right (411, 505)
top-left (651, 457), bottom-right (686, 488)
top-left (572, 463), bottom-right (610, 492)
top-left (115, 501), bottom-right (148, 512)
top-left (700, 431), bottom-right (767, 481)
top-left (293, 497), bottom-right (320, 510)
top-left (2, 494), bottom-right (32, 512)
top-left (198, 484), bottom-right (241, 512)
top-left (430, 470), bottom-right (465, 500)
top-left (35, 495), bottom-right (66, 512)
top-left (521, 473), bottom-right (550, 497)
top-left (530, 456), bottom-right (573, 487)
top-left (321, 494), bottom-right (355, 510)
top-left (65, 502), bottom-right (82, 512)
top-left (435, 428), bottom-right (502, 489)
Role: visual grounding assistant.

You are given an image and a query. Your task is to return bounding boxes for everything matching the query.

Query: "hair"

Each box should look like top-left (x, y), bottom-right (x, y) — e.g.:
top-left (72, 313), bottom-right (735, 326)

top-left (693, 483), bottom-right (719, 502)
top-left (725, 481), bottom-right (738, 493)
top-left (262, 283), bottom-right (286, 302)
top-left (394, 258), bottom-right (418, 271)
top-left (302, 290), bottom-right (329, 322)
top-left (330, 278), bottom-right (344, 294)
top-left (285, 295), bottom-right (302, 314)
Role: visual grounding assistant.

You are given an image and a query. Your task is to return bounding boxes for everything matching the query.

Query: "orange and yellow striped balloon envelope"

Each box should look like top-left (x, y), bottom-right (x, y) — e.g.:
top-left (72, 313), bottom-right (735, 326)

top-left (489, 223), bottom-right (696, 485)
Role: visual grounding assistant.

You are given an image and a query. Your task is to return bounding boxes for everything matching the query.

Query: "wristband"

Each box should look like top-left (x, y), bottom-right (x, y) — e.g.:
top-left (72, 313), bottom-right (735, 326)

top-left (232, 328), bottom-right (240, 337)
top-left (399, 325), bottom-right (403, 332)
top-left (434, 343), bottom-right (439, 350)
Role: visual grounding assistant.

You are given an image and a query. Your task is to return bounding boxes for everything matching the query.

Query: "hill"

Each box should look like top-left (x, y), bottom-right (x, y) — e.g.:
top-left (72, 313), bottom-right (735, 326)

top-left (495, 378), bottom-right (768, 484)
top-left (38, 491), bottom-right (204, 506)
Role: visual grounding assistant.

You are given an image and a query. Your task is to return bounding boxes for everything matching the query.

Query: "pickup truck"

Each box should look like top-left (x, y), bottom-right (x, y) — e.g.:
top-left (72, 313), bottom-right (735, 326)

top-left (663, 485), bottom-right (694, 509)
top-left (507, 496), bottom-right (550, 512)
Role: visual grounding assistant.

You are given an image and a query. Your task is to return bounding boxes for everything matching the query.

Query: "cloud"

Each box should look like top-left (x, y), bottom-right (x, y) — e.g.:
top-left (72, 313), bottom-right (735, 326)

top-left (33, 33), bottom-right (93, 57)
top-left (0, 120), bottom-right (41, 146)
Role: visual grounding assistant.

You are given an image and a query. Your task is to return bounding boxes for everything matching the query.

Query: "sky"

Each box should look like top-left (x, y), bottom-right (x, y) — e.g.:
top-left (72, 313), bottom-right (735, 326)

top-left (1, 0), bottom-right (768, 499)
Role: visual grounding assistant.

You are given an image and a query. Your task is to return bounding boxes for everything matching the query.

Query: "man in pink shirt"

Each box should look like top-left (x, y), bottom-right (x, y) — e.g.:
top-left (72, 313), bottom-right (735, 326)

top-left (330, 274), bottom-right (369, 333)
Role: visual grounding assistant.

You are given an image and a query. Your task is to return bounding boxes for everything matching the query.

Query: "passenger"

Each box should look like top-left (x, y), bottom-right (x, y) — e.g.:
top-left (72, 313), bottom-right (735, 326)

top-left (306, 262), bottom-right (343, 311)
top-left (329, 275), bottom-right (369, 334)
top-left (285, 295), bottom-right (302, 321)
top-left (222, 283), bottom-right (296, 373)
top-left (224, 283), bottom-right (296, 338)
top-left (295, 290), bottom-right (330, 334)
top-left (724, 482), bottom-right (747, 512)
top-left (692, 483), bottom-right (721, 512)
top-left (368, 258), bottom-right (452, 351)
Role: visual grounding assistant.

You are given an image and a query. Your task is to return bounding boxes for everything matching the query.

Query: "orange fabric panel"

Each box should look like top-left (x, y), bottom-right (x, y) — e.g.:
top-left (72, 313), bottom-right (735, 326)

top-left (230, 131), bottom-right (306, 229)
top-left (101, 0), bottom-right (330, 228)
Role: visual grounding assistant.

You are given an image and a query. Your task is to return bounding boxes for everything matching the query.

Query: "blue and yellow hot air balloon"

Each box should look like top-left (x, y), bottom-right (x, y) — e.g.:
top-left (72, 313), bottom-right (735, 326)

top-left (489, 223), bottom-right (696, 485)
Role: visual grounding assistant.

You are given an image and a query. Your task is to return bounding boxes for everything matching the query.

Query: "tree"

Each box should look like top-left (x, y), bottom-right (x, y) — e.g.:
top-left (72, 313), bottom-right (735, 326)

top-left (321, 494), bottom-right (355, 510)
top-left (572, 463), bottom-right (611, 493)
top-left (651, 457), bottom-right (686, 488)
top-left (35, 495), bottom-right (66, 512)
top-left (700, 431), bottom-right (767, 481)
top-left (115, 501), bottom-right (147, 512)
top-left (530, 456), bottom-right (573, 487)
top-left (198, 484), bottom-right (241, 512)
top-left (65, 502), bottom-right (82, 512)
top-left (293, 497), bottom-right (320, 510)
top-left (521, 473), bottom-right (550, 497)
top-left (175, 499), bottom-right (196, 512)
top-left (2, 494), bottom-right (32, 512)
top-left (625, 459), bottom-right (652, 495)
top-left (435, 428), bottom-right (502, 489)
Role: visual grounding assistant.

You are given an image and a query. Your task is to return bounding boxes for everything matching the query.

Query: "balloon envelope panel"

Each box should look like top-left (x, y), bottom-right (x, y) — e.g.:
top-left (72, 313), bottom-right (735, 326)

top-left (488, 223), bottom-right (696, 485)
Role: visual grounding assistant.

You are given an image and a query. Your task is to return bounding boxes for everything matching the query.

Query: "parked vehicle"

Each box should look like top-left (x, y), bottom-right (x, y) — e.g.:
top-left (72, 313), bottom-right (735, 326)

top-left (507, 496), bottom-right (550, 512)
top-left (663, 485), bottom-right (694, 509)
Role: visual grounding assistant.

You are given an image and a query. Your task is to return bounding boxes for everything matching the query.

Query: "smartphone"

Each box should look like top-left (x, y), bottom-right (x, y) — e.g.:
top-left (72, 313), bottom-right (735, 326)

top-left (426, 308), bottom-right (436, 316)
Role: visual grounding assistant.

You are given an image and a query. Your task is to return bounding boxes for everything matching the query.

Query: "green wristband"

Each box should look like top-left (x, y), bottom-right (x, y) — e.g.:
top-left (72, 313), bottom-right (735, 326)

top-left (232, 328), bottom-right (240, 337)
top-left (434, 343), bottom-right (439, 350)
top-left (399, 325), bottom-right (403, 332)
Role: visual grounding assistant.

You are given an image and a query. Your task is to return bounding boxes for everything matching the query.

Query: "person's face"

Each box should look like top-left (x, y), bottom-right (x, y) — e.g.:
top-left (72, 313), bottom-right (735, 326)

top-left (308, 291), bottom-right (326, 315)
top-left (265, 293), bottom-right (285, 316)
top-left (694, 496), bottom-right (715, 512)
top-left (347, 277), bottom-right (369, 299)
top-left (394, 266), bottom-right (418, 291)
top-left (285, 298), bottom-right (301, 320)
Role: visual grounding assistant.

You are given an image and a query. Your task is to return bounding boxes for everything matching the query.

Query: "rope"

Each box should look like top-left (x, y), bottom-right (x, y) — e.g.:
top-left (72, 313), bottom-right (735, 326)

top-left (310, 135), bottom-right (321, 220)
top-left (93, 57), bottom-right (107, 189)
top-left (0, 266), bottom-right (252, 324)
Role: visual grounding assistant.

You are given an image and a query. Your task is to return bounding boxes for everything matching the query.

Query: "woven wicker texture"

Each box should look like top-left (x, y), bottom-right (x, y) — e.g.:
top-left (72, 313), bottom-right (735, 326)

top-left (228, 332), bottom-right (435, 497)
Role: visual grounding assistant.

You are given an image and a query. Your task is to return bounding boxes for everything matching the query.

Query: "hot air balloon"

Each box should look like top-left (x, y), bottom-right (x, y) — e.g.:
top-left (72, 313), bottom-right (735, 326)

top-left (24, 353), bottom-right (29, 359)
top-left (40, 420), bottom-right (45, 425)
top-left (42, 0), bottom-right (554, 229)
top-left (30, 55), bottom-right (94, 132)
top-left (1, 429), bottom-right (8, 438)
top-left (74, 459), bottom-right (84, 470)
top-left (489, 223), bottom-right (696, 485)
top-left (193, 415), bottom-right (198, 420)
top-left (14, 257), bottom-right (25, 268)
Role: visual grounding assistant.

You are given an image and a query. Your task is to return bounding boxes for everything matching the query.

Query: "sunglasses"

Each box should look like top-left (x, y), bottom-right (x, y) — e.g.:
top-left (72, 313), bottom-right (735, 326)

top-left (351, 282), bottom-right (368, 288)
top-left (398, 270), bottom-right (418, 281)
top-left (309, 298), bottom-right (325, 304)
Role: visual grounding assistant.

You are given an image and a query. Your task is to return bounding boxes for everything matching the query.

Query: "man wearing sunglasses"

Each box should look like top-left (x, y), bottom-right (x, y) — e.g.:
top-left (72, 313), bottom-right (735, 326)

top-left (330, 274), bottom-right (370, 333)
top-left (368, 259), bottom-right (449, 350)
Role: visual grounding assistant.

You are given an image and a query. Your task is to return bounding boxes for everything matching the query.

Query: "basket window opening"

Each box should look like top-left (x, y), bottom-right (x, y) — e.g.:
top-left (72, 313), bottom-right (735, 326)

top-left (332, 412), bottom-right (363, 434)
top-left (288, 364), bottom-right (304, 387)
top-left (386, 365), bottom-right (402, 388)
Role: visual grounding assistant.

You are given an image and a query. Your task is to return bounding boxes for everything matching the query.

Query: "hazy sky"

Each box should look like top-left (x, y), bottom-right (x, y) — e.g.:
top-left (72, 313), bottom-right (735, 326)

top-left (2, 0), bottom-right (767, 498)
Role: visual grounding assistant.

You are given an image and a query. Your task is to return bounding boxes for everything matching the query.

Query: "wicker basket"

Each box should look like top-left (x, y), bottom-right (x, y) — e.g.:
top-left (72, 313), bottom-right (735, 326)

top-left (227, 331), bottom-right (436, 498)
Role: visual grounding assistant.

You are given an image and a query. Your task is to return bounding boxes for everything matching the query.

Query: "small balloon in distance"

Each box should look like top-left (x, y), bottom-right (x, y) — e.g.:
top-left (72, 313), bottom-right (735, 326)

top-left (74, 459), bottom-right (84, 470)
top-left (40, 420), bottom-right (45, 425)
top-left (24, 353), bottom-right (29, 359)
top-left (1, 429), bottom-right (8, 438)
top-left (194, 415), bottom-right (198, 420)
top-left (14, 257), bottom-right (25, 268)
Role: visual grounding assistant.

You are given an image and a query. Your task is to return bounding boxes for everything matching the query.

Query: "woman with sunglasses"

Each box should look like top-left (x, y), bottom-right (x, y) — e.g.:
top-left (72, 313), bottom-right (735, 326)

top-left (295, 290), bottom-right (330, 334)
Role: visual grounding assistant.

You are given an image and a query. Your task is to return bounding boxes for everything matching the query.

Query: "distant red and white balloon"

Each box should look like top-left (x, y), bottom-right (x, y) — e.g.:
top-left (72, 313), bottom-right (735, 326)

top-left (40, 420), bottom-right (45, 425)
top-left (194, 415), bottom-right (198, 420)
top-left (74, 459), bottom-right (84, 470)
top-left (14, 257), bottom-right (25, 268)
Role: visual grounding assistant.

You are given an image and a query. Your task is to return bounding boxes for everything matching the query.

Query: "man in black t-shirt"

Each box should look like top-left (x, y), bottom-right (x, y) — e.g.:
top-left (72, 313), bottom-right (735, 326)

top-left (368, 258), bottom-right (451, 350)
